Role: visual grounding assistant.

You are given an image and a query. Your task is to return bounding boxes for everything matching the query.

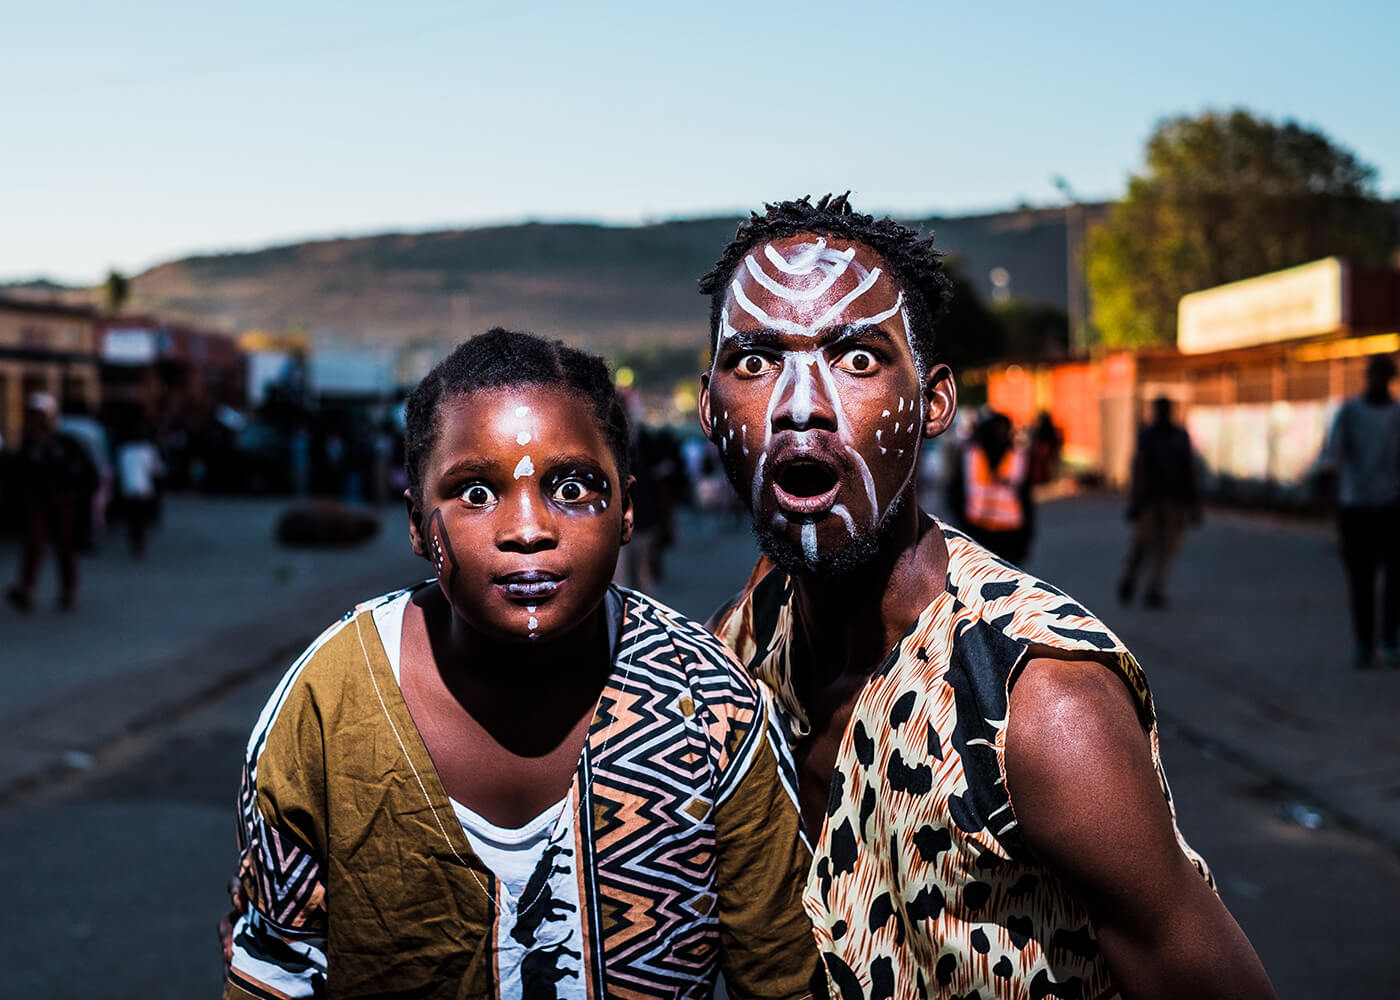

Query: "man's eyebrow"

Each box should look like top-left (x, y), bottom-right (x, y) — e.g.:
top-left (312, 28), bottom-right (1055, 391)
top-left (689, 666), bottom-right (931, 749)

top-left (720, 324), bottom-right (899, 352)
top-left (826, 324), bottom-right (900, 350)
top-left (719, 328), bottom-right (789, 352)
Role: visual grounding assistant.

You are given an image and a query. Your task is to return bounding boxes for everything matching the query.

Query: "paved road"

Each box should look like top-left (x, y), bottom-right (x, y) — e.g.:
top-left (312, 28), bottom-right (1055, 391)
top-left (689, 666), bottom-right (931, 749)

top-left (2, 496), bottom-right (1398, 996)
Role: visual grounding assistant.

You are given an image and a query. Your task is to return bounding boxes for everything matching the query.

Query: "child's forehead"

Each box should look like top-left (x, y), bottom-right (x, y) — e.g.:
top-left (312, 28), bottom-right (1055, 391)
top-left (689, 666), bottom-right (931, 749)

top-left (441, 383), bottom-right (580, 416)
top-left (436, 385), bottom-right (607, 444)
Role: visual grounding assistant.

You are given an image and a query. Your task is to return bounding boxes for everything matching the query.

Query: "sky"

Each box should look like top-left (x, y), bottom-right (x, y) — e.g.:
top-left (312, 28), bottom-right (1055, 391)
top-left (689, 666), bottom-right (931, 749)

top-left (4, 0), bottom-right (1398, 285)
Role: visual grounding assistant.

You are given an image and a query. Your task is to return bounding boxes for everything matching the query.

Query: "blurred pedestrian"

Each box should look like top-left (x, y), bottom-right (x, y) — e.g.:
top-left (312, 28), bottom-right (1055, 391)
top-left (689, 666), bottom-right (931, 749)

top-left (58, 396), bottom-right (112, 552)
top-left (6, 393), bottom-right (98, 612)
top-left (1318, 354), bottom-right (1400, 668)
top-left (960, 410), bottom-right (1033, 564)
top-left (615, 420), bottom-right (664, 592)
top-left (1028, 409), bottom-right (1063, 487)
top-left (1119, 396), bottom-right (1201, 610)
top-left (114, 423), bottom-right (165, 558)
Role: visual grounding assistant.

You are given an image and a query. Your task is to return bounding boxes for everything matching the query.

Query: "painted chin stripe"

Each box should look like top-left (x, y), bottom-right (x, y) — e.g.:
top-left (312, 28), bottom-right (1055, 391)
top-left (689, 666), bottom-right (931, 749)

top-left (830, 503), bottom-right (857, 537)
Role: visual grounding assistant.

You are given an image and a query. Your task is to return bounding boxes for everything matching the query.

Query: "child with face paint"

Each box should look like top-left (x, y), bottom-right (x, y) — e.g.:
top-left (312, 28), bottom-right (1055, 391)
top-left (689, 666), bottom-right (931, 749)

top-left (224, 330), bottom-right (821, 1000)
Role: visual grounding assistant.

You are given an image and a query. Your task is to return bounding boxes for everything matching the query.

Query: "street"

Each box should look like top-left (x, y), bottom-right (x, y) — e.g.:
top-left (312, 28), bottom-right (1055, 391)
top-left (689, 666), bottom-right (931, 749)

top-left (1, 494), bottom-right (1398, 997)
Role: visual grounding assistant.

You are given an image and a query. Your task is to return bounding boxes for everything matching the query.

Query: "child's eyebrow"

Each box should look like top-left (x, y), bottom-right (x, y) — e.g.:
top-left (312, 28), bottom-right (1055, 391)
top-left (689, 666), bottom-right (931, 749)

top-left (539, 454), bottom-right (608, 473)
top-left (437, 457), bottom-right (495, 480)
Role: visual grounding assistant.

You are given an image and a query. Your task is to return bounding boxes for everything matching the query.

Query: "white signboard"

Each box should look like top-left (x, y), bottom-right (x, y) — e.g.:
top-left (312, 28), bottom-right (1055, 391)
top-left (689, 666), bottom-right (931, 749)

top-left (102, 328), bottom-right (158, 364)
top-left (1177, 257), bottom-right (1348, 355)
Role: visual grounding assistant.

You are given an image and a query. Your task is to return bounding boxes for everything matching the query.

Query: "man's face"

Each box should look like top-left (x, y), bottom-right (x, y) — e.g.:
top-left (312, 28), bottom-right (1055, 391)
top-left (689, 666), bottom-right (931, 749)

top-left (700, 233), bottom-right (929, 575)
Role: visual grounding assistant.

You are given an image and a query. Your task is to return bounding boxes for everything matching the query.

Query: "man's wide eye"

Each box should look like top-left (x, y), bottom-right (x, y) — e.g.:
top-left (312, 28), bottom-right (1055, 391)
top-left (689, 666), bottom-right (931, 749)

top-left (835, 348), bottom-right (878, 374)
top-left (462, 484), bottom-right (495, 506)
top-left (736, 353), bottom-right (775, 377)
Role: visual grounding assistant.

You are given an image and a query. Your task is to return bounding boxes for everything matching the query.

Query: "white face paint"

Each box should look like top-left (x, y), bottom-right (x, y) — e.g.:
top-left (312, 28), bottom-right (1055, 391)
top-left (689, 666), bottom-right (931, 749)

top-left (715, 236), bottom-right (921, 567)
top-left (513, 455), bottom-right (534, 479)
top-left (517, 430), bottom-right (531, 445)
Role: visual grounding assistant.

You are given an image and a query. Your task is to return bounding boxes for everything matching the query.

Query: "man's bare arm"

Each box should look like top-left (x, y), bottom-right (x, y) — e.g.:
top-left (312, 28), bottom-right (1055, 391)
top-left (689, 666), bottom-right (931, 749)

top-left (1005, 657), bottom-right (1276, 1000)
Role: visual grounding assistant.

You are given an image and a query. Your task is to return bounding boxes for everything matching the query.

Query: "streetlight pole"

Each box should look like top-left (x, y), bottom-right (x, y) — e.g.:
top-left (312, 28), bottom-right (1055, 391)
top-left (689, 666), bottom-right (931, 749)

top-left (1052, 175), bottom-right (1086, 356)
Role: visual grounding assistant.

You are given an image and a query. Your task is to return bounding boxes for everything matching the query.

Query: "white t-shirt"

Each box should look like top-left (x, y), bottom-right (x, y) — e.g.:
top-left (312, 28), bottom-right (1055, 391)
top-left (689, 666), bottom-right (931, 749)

top-left (116, 441), bottom-right (164, 498)
top-left (449, 796), bottom-right (566, 900)
top-left (371, 587), bottom-right (620, 897)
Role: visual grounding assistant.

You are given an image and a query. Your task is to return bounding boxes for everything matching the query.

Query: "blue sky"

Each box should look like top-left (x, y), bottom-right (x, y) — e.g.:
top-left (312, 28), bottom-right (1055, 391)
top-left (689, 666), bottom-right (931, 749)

top-left (4, 0), bottom-right (1397, 284)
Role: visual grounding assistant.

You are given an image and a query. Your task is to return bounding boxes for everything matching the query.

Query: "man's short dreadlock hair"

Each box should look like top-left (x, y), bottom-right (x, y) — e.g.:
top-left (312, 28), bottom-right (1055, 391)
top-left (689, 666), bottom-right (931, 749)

top-left (403, 328), bottom-right (630, 510)
top-left (698, 193), bottom-right (953, 373)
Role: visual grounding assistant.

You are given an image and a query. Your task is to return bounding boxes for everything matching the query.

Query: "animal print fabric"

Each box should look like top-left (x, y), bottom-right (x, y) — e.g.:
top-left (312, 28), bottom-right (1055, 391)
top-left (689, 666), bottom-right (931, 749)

top-left (710, 522), bottom-right (1213, 1000)
top-left (227, 585), bottom-right (818, 1000)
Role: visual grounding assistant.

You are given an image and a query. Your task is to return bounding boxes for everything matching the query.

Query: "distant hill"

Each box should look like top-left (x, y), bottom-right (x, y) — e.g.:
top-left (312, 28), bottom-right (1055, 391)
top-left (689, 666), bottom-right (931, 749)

top-left (52, 205), bottom-right (1110, 350)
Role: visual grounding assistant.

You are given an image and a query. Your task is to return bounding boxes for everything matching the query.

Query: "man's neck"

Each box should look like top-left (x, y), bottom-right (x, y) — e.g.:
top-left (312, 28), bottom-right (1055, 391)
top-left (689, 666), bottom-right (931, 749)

top-left (787, 503), bottom-right (949, 689)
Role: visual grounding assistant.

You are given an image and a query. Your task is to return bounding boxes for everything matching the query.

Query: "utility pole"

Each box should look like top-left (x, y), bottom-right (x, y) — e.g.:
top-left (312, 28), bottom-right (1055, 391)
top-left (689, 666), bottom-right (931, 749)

top-left (1052, 175), bottom-right (1086, 355)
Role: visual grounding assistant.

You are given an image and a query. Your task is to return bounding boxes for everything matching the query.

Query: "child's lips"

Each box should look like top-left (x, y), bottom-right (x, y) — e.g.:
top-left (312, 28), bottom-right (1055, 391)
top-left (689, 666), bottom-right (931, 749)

top-left (495, 571), bottom-right (563, 599)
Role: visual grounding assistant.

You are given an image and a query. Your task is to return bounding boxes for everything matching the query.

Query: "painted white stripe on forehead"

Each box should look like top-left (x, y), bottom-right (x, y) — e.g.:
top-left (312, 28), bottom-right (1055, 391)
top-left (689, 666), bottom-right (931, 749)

top-left (763, 238), bottom-right (853, 274)
top-left (724, 271), bottom-right (905, 349)
top-left (727, 265), bottom-right (883, 338)
top-left (744, 249), bottom-right (852, 303)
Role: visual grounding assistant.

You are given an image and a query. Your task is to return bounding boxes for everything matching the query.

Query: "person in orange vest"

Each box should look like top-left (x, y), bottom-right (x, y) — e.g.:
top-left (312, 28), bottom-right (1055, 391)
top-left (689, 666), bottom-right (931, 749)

top-left (960, 410), bottom-right (1033, 564)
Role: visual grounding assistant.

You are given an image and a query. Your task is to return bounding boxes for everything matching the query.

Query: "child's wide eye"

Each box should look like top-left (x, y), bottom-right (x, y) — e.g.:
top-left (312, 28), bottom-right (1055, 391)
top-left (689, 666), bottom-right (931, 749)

top-left (461, 483), bottom-right (496, 507)
top-left (551, 477), bottom-right (592, 503)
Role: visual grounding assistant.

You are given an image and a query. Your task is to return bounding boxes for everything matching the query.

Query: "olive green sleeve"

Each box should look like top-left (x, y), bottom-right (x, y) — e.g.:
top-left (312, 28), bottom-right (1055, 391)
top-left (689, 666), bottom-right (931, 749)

top-left (714, 700), bottom-right (825, 1000)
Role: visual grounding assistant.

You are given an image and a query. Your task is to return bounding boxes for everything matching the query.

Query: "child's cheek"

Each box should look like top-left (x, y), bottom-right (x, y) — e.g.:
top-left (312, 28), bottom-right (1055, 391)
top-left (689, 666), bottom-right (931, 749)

top-left (427, 508), bottom-right (458, 586)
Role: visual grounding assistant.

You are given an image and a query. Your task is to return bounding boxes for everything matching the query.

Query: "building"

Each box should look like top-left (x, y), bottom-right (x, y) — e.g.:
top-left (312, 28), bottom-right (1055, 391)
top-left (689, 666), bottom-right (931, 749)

top-left (982, 257), bottom-right (1400, 505)
top-left (99, 316), bottom-right (245, 423)
top-left (0, 297), bottom-right (100, 446)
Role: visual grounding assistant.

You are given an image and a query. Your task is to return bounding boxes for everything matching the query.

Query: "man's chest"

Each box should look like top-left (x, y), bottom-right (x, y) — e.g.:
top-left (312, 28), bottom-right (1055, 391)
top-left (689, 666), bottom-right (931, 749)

top-left (792, 676), bottom-right (868, 842)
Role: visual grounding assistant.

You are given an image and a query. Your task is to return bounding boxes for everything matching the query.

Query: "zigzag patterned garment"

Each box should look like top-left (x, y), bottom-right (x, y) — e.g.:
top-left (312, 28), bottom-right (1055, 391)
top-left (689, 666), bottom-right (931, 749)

top-left (710, 522), bottom-right (1214, 1000)
top-left (227, 584), bottom-right (818, 1000)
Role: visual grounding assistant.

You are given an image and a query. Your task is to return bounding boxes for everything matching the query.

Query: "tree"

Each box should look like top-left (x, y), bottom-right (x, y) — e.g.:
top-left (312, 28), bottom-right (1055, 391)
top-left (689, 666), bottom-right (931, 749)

top-left (103, 269), bottom-right (130, 315)
top-left (1087, 109), bottom-right (1397, 348)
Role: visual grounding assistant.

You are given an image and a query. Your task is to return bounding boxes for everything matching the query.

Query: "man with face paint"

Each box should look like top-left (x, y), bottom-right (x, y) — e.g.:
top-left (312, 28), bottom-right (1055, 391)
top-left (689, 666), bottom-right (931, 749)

top-left (699, 196), bottom-right (1275, 1000)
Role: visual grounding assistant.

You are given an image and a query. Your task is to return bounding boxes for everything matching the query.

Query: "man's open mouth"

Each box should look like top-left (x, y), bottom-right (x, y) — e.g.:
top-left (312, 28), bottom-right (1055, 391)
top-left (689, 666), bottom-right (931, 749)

top-left (772, 459), bottom-right (840, 515)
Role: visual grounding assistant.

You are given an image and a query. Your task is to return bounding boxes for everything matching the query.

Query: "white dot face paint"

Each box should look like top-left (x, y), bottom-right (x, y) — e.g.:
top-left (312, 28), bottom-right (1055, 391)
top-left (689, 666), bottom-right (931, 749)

top-left (513, 455), bottom-right (534, 479)
top-left (708, 232), bottom-right (927, 571)
top-left (517, 430), bottom-right (531, 445)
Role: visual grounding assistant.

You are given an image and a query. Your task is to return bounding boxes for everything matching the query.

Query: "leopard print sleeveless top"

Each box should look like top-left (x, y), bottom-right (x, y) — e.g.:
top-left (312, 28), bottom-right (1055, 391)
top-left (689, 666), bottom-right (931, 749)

top-left (710, 522), bottom-right (1213, 1000)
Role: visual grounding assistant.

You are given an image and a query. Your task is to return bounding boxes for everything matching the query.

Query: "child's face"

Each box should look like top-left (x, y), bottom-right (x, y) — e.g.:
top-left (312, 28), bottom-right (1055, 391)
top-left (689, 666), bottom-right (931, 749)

top-left (411, 385), bottom-right (632, 644)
